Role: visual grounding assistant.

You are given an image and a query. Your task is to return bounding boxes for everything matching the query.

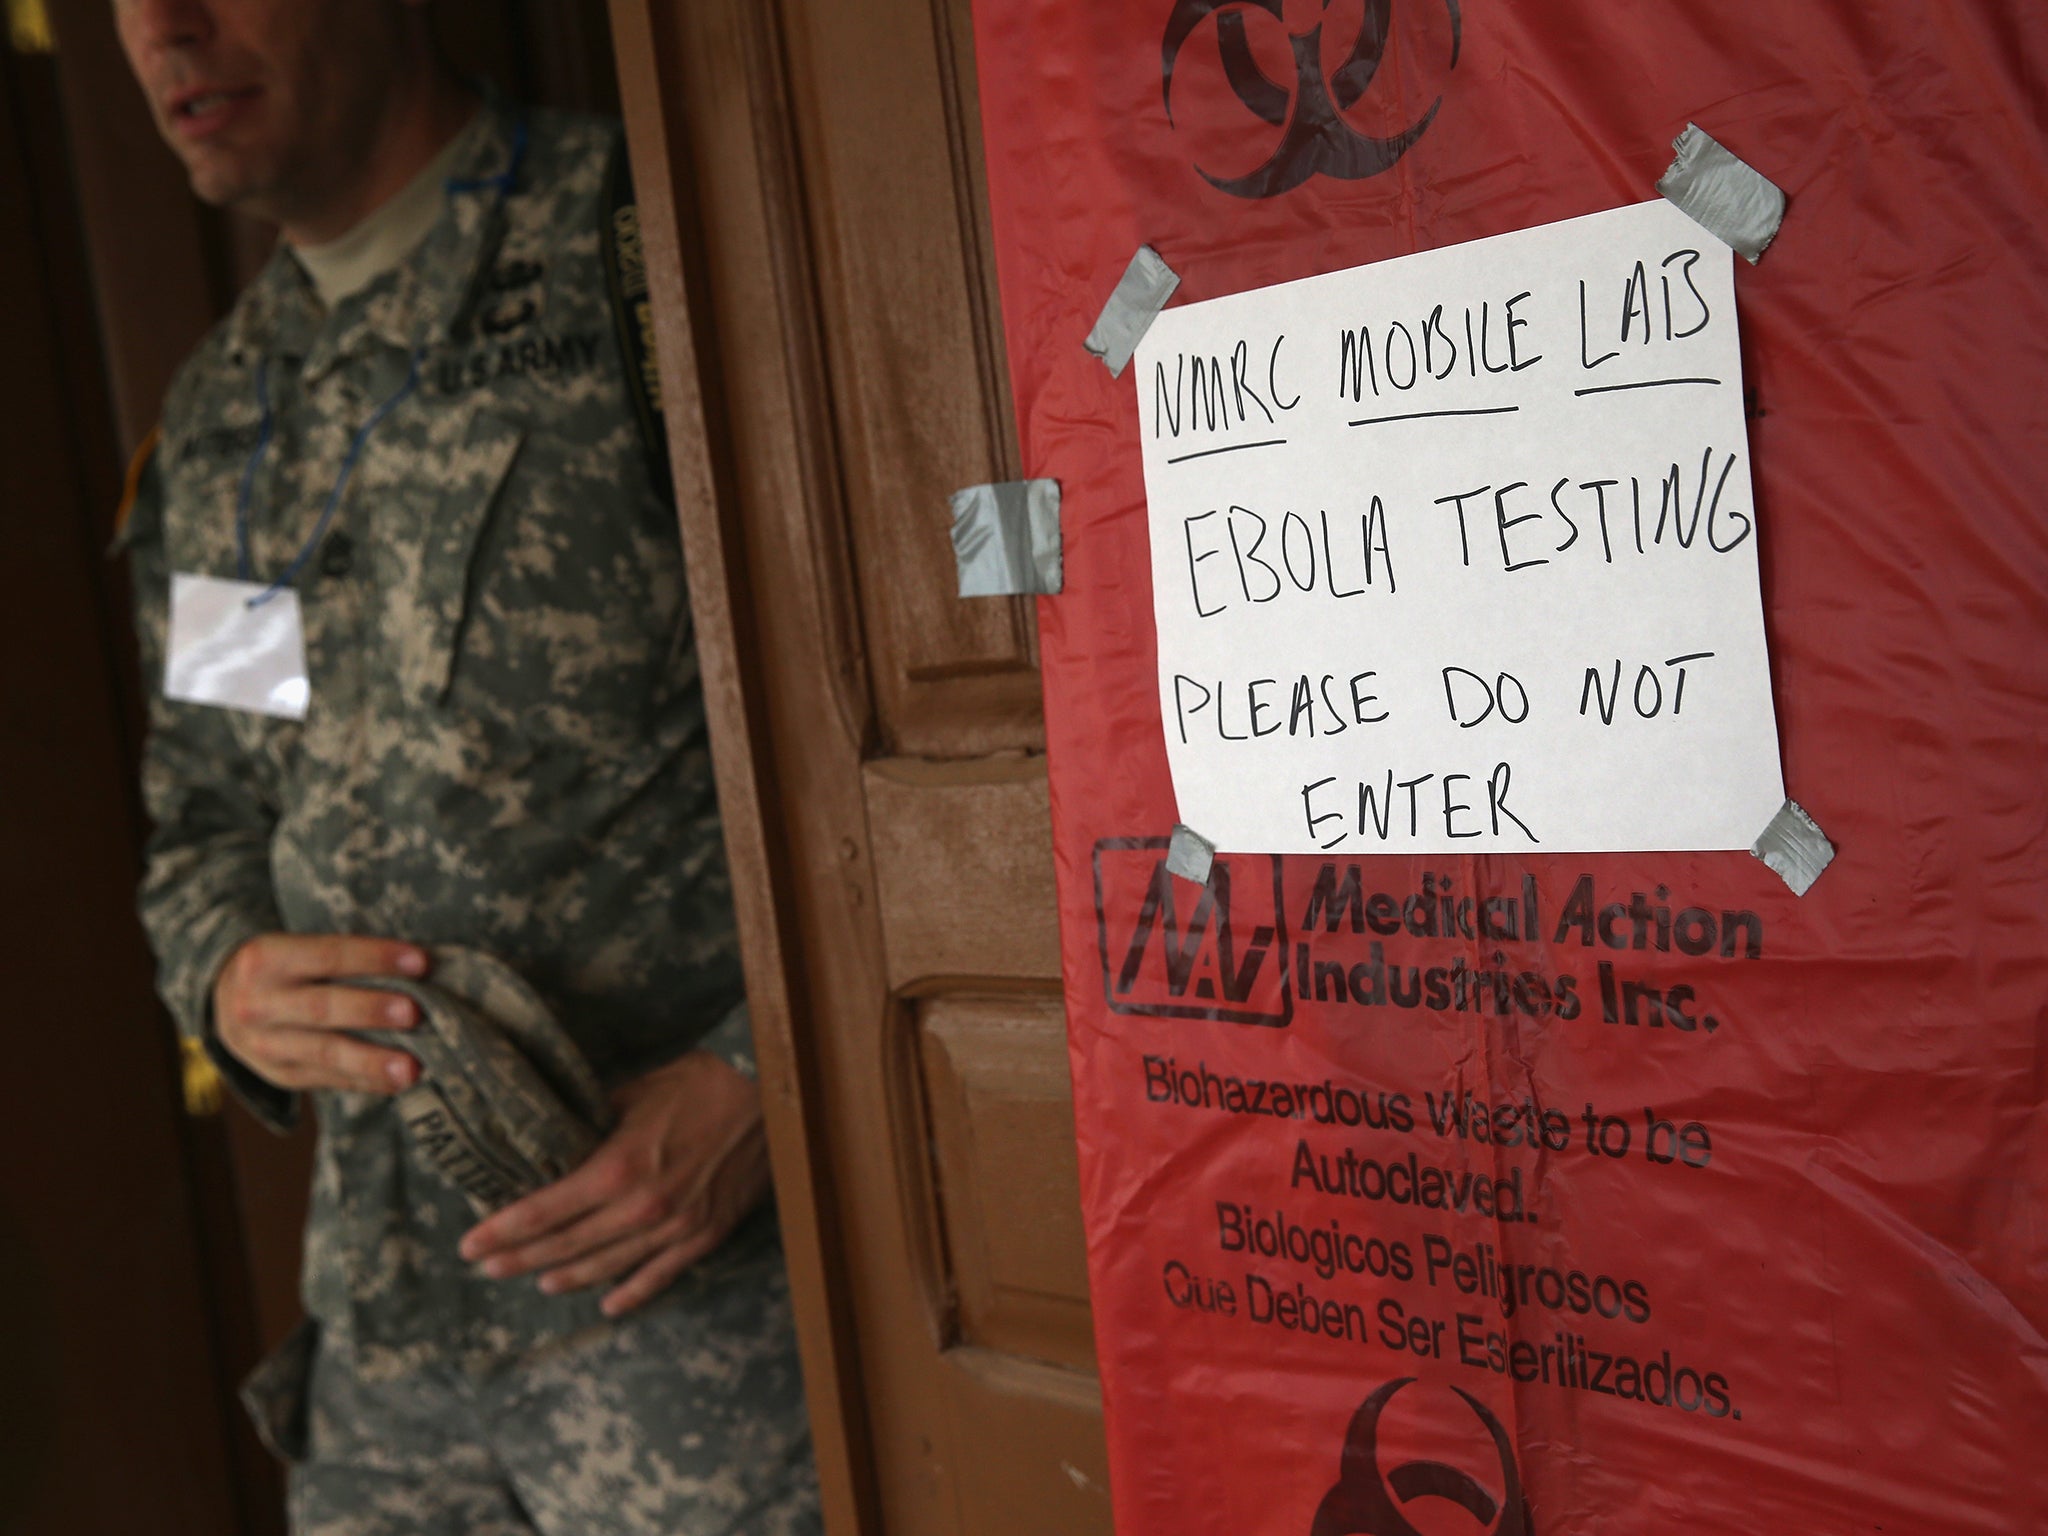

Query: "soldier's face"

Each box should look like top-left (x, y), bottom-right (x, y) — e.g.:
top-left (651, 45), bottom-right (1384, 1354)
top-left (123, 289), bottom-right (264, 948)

top-left (112, 0), bottom-right (411, 222)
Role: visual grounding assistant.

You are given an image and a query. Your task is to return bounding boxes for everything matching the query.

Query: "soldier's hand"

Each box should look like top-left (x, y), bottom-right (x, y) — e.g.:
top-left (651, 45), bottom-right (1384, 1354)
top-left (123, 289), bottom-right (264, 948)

top-left (457, 1050), bottom-right (770, 1318)
top-left (212, 934), bottom-right (430, 1095)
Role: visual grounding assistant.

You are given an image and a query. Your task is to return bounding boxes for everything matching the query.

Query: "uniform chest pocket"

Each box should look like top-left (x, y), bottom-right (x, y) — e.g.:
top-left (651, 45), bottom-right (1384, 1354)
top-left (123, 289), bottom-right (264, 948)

top-left (391, 408), bottom-right (526, 710)
top-left (393, 406), bottom-right (687, 756)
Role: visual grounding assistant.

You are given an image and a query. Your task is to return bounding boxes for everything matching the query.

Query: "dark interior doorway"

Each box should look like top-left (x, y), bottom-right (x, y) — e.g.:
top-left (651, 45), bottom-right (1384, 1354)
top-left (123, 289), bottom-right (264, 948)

top-left (0, 9), bottom-right (622, 1531)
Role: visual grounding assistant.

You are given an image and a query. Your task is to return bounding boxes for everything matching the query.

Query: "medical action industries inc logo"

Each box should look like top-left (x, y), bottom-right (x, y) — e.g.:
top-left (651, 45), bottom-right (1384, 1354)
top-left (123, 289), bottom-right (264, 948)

top-left (1162, 0), bottom-right (1463, 198)
top-left (1314, 1377), bottom-right (1530, 1536)
top-left (1094, 837), bottom-right (1292, 1026)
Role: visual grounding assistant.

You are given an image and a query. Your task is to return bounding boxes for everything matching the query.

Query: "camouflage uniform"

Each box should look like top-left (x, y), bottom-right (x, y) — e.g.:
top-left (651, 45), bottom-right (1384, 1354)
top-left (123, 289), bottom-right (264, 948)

top-left (122, 104), bottom-right (818, 1535)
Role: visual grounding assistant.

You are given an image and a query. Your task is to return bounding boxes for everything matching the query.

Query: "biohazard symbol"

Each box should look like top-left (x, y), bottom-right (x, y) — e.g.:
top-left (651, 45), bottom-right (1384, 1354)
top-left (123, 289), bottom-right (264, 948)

top-left (1162, 0), bottom-right (1461, 199)
top-left (1311, 1378), bottom-right (1530, 1536)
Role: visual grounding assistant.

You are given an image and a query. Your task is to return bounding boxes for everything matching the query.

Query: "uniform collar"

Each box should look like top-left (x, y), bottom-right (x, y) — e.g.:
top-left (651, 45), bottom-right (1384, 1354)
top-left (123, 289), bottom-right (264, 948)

top-left (223, 103), bottom-right (527, 381)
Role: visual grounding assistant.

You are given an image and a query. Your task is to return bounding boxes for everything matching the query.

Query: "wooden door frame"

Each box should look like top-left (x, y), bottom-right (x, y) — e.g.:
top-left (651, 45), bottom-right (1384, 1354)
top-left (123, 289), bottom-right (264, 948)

top-left (608, 4), bottom-right (879, 1531)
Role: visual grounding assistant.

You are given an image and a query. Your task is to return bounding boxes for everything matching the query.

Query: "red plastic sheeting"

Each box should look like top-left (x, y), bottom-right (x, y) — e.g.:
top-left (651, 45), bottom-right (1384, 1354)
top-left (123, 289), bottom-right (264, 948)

top-left (970, 2), bottom-right (2048, 1531)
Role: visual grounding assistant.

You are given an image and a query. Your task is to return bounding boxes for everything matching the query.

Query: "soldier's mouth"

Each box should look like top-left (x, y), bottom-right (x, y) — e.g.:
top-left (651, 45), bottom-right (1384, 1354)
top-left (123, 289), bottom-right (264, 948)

top-left (168, 85), bottom-right (263, 139)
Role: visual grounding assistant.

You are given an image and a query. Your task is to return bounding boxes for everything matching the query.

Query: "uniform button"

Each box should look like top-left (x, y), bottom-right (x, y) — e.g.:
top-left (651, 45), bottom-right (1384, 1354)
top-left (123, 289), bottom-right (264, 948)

top-left (319, 531), bottom-right (355, 578)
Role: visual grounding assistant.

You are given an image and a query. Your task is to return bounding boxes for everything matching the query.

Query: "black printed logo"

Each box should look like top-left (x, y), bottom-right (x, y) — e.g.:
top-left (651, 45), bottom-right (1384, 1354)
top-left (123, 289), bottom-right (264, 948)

top-left (1312, 1377), bottom-right (1529, 1536)
top-left (1162, 0), bottom-right (1462, 199)
top-left (1093, 836), bottom-right (1291, 1027)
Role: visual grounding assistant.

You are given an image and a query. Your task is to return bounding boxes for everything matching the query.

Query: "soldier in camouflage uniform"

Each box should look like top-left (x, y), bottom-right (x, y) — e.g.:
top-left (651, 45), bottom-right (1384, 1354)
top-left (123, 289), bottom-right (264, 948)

top-left (112, 2), bottom-right (817, 1531)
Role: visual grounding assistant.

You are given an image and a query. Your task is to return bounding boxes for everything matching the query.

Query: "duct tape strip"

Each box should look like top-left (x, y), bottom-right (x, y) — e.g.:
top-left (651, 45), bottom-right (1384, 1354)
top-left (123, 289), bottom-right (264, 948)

top-left (1657, 123), bottom-right (1786, 264)
top-left (951, 478), bottom-right (1063, 596)
top-left (1751, 800), bottom-right (1835, 896)
top-left (1085, 245), bottom-right (1180, 377)
top-left (1165, 824), bottom-right (1216, 886)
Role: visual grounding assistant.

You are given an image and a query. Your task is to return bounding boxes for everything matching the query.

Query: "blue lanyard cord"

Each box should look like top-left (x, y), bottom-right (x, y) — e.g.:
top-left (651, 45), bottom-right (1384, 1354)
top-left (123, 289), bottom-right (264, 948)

top-left (239, 350), bottom-right (423, 608)
top-left (445, 116), bottom-right (528, 197)
top-left (232, 357), bottom-right (277, 583)
top-left (234, 114), bottom-right (520, 608)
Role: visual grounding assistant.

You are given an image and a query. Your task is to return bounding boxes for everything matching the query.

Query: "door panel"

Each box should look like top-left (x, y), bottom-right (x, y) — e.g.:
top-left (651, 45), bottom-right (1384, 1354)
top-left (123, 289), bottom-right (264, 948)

top-left (917, 992), bottom-right (1093, 1368)
top-left (612, 1), bottom-right (1109, 1531)
top-left (864, 757), bottom-right (1061, 986)
top-left (780, 0), bottom-right (1042, 761)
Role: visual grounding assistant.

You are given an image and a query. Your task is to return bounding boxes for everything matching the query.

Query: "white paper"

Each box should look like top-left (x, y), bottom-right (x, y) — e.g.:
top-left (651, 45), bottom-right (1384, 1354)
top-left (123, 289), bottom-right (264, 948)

top-left (165, 573), bottom-right (311, 720)
top-left (1136, 199), bottom-right (1783, 855)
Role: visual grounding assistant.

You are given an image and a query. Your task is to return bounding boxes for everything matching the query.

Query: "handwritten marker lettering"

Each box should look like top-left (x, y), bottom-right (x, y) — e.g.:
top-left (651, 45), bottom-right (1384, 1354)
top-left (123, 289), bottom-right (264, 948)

top-left (1136, 200), bottom-right (1784, 855)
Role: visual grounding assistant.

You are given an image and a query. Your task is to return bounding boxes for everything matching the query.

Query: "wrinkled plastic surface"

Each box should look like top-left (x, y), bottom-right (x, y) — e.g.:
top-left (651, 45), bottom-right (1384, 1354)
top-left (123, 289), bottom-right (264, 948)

top-left (970, 2), bottom-right (2048, 1531)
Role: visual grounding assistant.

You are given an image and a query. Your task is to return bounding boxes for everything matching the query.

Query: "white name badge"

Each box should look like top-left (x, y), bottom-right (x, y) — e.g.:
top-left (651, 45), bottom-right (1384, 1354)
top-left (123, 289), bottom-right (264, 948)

top-left (164, 573), bottom-right (311, 720)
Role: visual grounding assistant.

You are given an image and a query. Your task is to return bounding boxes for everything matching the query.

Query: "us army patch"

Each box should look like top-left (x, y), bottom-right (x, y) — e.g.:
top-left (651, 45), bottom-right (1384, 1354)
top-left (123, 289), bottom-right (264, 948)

top-left (434, 330), bottom-right (601, 394)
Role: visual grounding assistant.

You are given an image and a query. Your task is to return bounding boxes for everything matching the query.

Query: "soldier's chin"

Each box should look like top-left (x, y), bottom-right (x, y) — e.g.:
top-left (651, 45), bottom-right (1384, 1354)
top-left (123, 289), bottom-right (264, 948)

top-left (180, 151), bottom-right (271, 217)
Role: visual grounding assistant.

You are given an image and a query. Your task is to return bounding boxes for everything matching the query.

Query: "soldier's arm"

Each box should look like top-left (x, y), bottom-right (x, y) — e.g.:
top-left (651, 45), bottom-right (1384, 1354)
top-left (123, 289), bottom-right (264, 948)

top-left (601, 127), bottom-right (759, 1094)
top-left (120, 441), bottom-right (422, 1123)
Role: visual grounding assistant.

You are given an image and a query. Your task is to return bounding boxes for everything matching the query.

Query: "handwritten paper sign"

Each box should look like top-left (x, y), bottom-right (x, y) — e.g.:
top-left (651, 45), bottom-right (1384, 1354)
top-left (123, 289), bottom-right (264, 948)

top-left (1137, 199), bottom-right (1784, 855)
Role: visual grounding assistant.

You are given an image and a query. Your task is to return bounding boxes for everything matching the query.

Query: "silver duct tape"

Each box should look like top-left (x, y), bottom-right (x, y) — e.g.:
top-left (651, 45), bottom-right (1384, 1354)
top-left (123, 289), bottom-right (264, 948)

top-left (951, 478), bottom-right (1063, 597)
top-left (1751, 800), bottom-right (1834, 896)
top-left (1657, 123), bottom-right (1787, 264)
top-left (1165, 824), bottom-right (1216, 885)
top-left (1085, 245), bottom-right (1181, 377)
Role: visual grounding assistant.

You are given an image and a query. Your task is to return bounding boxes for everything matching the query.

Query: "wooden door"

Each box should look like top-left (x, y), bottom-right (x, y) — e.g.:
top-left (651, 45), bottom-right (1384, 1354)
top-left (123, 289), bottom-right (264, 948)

top-left (611, 3), bottom-right (1110, 1532)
